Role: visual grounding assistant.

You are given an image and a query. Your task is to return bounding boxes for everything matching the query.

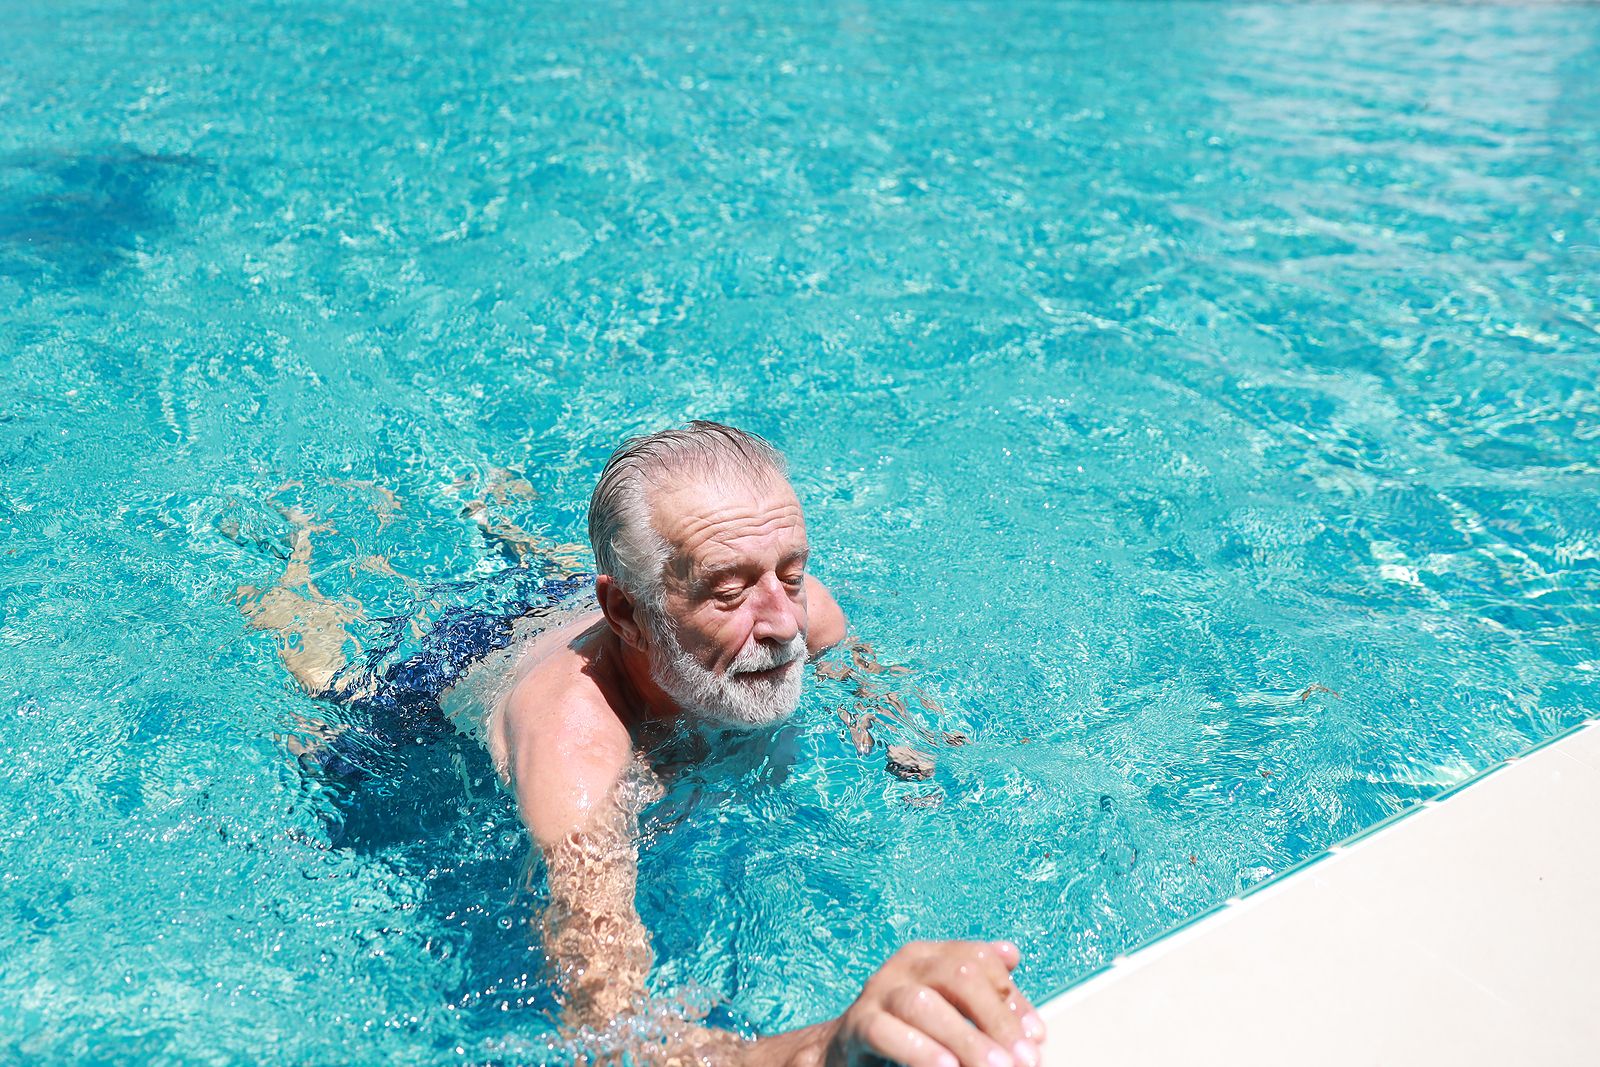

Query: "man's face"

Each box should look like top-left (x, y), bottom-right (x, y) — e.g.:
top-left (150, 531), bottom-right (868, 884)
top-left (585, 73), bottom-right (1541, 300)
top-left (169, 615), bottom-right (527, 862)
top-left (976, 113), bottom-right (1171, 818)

top-left (641, 473), bottom-right (810, 728)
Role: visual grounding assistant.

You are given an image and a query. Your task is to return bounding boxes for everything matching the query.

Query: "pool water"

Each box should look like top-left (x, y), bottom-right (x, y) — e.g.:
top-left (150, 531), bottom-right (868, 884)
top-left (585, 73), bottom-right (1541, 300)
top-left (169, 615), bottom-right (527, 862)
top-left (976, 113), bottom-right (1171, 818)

top-left (3, 0), bottom-right (1598, 1061)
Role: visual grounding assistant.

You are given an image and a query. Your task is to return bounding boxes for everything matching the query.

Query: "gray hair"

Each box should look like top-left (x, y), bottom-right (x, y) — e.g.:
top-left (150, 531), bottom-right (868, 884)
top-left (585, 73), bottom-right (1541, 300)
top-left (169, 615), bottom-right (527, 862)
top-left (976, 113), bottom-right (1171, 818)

top-left (588, 421), bottom-right (788, 609)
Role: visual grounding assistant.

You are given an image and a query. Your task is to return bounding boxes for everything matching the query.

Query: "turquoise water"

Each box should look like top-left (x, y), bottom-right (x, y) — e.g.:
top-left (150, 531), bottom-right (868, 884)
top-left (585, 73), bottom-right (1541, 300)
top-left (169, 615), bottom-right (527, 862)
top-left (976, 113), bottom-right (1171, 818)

top-left (4, 0), bottom-right (1598, 1061)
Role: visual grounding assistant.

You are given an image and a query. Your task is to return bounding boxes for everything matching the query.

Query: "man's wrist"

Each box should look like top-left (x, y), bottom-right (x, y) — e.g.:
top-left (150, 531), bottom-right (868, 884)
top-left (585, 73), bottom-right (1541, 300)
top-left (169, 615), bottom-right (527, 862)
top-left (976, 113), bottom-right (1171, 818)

top-left (809, 1016), bottom-right (843, 1067)
top-left (737, 1017), bottom-right (840, 1067)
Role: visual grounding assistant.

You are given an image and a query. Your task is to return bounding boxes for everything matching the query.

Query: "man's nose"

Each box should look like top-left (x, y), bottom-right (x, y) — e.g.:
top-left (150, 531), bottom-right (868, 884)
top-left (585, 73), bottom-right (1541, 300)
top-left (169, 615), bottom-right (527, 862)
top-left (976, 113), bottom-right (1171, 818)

top-left (750, 574), bottom-right (802, 643)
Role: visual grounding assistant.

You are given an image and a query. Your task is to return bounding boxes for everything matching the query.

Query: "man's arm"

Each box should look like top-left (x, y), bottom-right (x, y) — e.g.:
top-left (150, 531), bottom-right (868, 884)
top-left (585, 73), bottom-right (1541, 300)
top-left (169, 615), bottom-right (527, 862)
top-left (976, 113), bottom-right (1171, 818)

top-left (500, 664), bottom-right (1046, 1065)
top-left (502, 685), bottom-right (652, 1029)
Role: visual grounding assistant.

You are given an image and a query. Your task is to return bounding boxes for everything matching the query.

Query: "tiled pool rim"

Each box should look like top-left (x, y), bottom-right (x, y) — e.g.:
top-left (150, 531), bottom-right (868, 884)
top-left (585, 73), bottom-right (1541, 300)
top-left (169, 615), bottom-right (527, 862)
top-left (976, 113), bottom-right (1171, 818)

top-left (1035, 716), bottom-right (1600, 1063)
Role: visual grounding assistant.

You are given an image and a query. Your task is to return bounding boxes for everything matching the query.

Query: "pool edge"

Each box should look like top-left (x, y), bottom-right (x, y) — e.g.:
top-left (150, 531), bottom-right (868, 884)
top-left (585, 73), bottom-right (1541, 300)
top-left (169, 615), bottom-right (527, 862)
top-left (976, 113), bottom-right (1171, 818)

top-left (1035, 717), bottom-right (1600, 1065)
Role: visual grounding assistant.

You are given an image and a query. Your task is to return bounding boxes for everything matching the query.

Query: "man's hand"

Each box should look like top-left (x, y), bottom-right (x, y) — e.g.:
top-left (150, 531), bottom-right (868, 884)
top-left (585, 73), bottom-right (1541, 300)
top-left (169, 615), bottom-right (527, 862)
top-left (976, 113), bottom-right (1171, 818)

top-left (823, 940), bottom-right (1046, 1067)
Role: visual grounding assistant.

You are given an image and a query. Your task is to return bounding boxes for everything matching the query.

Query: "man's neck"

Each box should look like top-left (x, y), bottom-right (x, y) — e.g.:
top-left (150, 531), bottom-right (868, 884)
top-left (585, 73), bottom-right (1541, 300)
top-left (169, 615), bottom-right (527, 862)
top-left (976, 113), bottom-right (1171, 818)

top-left (601, 627), bottom-right (686, 728)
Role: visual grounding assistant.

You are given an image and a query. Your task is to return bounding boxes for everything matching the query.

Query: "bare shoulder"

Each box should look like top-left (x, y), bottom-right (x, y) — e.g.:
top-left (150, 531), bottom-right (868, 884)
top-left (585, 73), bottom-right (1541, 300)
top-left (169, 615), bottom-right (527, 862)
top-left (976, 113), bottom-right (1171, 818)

top-left (497, 637), bottom-right (635, 850)
top-left (805, 573), bottom-right (848, 655)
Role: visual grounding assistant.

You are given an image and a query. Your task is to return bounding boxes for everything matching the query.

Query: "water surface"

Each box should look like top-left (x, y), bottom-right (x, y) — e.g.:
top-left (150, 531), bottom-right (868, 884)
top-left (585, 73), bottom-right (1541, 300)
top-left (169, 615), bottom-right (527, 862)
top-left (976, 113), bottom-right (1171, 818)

top-left (3, 1), bottom-right (1598, 1062)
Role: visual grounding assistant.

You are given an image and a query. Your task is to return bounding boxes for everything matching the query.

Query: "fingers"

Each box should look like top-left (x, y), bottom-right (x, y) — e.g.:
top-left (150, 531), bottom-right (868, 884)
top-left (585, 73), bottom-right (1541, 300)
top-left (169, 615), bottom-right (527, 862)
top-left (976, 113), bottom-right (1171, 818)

top-left (887, 985), bottom-right (1018, 1067)
top-left (854, 941), bottom-right (1047, 1067)
top-left (953, 941), bottom-right (1020, 1006)
top-left (984, 942), bottom-right (1046, 1043)
top-left (1009, 990), bottom-right (1046, 1046)
top-left (861, 1009), bottom-right (960, 1067)
top-left (942, 975), bottom-right (1032, 1065)
top-left (937, 941), bottom-right (1045, 1064)
top-left (1007, 990), bottom-right (1045, 1046)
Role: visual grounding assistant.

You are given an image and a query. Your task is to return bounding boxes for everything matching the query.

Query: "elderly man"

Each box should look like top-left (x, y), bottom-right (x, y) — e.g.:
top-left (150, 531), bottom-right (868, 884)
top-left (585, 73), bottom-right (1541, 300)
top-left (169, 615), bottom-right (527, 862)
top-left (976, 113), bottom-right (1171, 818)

top-left (237, 422), bottom-right (1046, 1067)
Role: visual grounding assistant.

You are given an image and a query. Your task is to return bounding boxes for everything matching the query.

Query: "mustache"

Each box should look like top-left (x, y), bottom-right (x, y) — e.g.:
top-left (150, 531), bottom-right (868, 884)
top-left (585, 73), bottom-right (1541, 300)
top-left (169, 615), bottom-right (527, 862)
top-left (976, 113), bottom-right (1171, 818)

top-left (730, 633), bottom-right (807, 675)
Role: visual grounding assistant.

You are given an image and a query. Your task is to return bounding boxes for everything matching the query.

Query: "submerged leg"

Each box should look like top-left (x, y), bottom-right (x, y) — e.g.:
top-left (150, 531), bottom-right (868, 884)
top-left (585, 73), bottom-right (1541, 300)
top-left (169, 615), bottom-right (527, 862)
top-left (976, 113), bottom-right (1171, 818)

top-left (233, 504), bottom-right (370, 700)
top-left (446, 466), bottom-right (588, 570)
top-left (232, 470), bottom-right (585, 705)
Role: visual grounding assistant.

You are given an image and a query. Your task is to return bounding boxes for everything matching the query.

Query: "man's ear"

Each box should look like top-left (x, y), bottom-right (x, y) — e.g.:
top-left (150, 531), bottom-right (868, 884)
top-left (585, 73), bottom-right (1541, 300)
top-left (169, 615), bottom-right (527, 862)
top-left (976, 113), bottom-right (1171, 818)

top-left (596, 574), bottom-right (648, 650)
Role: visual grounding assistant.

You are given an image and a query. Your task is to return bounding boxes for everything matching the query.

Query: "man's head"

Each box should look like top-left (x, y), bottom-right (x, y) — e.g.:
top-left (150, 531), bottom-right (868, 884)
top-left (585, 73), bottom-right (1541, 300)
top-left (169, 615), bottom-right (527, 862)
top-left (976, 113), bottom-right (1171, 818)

top-left (588, 421), bottom-right (810, 728)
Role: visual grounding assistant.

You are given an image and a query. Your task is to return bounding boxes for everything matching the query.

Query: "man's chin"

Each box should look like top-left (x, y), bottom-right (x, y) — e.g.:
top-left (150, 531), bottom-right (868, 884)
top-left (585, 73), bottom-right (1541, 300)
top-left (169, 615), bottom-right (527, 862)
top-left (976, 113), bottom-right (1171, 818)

top-left (649, 635), bottom-right (805, 730)
top-left (700, 664), bottom-right (803, 730)
top-left (731, 656), bottom-right (802, 688)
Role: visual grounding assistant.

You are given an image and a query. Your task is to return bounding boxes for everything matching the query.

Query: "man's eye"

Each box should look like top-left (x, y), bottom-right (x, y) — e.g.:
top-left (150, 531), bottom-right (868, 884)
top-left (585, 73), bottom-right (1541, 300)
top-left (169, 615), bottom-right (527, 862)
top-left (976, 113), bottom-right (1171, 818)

top-left (713, 587), bottom-right (744, 604)
top-left (781, 573), bottom-right (805, 589)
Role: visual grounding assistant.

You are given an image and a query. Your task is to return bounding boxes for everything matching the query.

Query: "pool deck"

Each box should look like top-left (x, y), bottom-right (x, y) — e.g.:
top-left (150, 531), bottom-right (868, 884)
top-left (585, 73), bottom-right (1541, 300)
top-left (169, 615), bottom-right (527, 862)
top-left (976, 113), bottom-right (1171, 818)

top-left (1038, 719), bottom-right (1600, 1066)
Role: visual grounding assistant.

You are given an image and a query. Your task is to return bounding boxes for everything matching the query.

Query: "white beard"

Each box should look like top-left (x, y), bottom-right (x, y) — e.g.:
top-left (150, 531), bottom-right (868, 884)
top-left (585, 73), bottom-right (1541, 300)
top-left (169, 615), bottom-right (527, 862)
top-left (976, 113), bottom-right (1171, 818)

top-left (646, 616), bottom-right (806, 729)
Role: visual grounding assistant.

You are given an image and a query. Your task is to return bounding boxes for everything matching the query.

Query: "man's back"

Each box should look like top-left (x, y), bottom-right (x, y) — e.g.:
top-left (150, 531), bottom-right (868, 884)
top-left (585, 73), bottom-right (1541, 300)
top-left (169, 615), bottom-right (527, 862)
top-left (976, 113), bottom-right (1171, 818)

top-left (441, 607), bottom-right (627, 793)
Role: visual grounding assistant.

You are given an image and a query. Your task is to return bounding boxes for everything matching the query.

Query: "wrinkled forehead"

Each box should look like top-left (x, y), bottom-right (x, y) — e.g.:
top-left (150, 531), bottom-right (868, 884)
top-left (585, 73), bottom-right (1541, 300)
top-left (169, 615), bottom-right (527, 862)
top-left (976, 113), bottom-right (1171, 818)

top-left (648, 469), bottom-right (807, 573)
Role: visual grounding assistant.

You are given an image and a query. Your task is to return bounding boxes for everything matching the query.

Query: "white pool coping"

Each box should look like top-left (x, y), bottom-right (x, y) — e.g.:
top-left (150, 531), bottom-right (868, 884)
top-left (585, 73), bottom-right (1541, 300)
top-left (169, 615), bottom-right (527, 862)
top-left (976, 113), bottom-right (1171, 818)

top-left (1038, 719), bottom-right (1600, 1066)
